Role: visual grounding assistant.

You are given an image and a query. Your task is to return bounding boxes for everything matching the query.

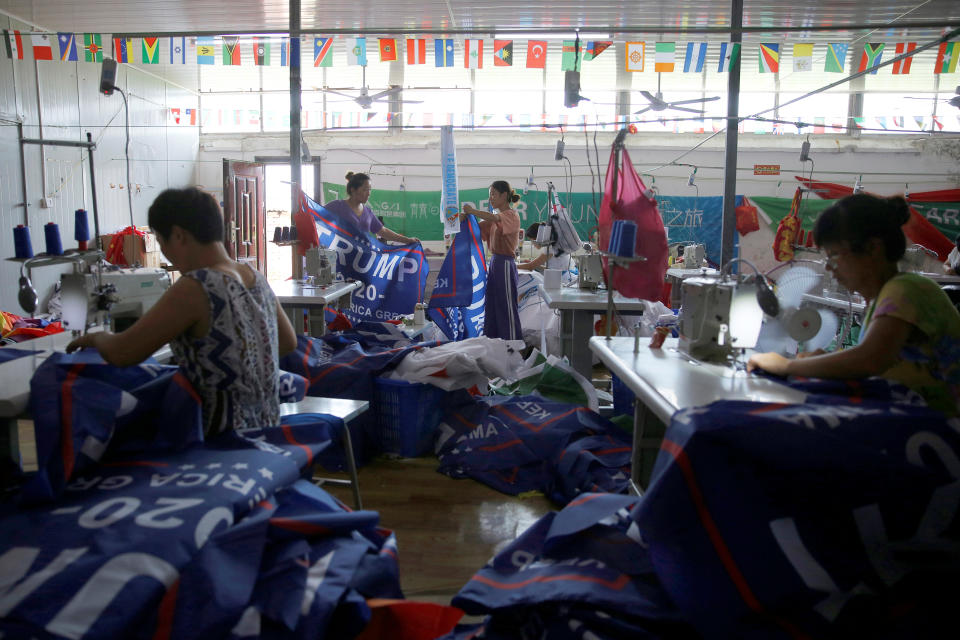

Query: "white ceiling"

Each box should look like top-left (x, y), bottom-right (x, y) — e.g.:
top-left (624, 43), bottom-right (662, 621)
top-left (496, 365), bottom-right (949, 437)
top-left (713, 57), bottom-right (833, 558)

top-left (1, 0), bottom-right (959, 43)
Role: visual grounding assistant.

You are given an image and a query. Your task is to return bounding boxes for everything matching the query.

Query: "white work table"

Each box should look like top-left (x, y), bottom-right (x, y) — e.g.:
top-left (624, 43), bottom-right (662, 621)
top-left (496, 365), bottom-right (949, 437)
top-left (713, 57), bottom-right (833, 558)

top-left (801, 292), bottom-right (866, 314)
top-left (538, 284), bottom-right (649, 379)
top-left (272, 279), bottom-right (362, 337)
top-left (589, 335), bottom-right (807, 494)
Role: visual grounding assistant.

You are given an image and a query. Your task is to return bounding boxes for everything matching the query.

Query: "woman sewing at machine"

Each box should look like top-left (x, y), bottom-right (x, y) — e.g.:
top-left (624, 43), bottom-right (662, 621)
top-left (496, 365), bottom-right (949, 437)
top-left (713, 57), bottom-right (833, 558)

top-left (67, 187), bottom-right (298, 435)
top-left (748, 194), bottom-right (960, 416)
top-left (519, 222), bottom-right (572, 273)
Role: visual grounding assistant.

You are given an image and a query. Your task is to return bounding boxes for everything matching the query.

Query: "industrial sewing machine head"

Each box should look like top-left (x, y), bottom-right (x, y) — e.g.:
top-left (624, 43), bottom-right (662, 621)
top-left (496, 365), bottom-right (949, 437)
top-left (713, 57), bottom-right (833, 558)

top-left (574, 250), bottom-right (605, 290)
top-left (60, 266), bottom-right (171, 333)
top-left (304, 247), bottom-right (339, 286)
top-left (677, 265), bottom-right (774, 362)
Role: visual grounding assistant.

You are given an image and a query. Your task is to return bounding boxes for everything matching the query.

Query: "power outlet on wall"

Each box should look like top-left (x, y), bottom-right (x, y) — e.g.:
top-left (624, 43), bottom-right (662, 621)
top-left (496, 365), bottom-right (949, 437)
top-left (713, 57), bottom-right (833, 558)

top-left (39, 197), bottom-right (53, 208)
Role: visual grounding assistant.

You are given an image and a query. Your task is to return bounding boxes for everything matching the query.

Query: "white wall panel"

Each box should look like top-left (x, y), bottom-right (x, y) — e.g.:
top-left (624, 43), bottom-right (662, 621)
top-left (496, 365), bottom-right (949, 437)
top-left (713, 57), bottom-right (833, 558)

top-left (0, 16), bottom-right (200, 316)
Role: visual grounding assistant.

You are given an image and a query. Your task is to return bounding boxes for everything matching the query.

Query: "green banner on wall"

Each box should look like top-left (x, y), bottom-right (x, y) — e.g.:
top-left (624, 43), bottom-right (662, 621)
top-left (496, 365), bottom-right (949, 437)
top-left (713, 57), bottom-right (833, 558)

top-left (321, 182), bottom-right (603, 241)
top-left (750, 196), bottom-right (836, 233)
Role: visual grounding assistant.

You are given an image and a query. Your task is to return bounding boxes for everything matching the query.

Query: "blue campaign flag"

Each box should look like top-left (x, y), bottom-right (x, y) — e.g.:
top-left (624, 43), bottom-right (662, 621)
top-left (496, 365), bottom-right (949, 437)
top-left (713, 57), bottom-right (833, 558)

top-left (427, 215), bottom-right (487, 340)
top-left (300, 192), bottom-right (428, 324)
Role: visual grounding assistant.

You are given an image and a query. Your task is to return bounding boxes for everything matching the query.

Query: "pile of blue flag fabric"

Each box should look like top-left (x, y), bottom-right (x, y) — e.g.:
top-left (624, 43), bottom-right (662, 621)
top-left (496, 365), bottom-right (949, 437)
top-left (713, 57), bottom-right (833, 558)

top-left (444, 378), bottom-right (960, 638)
top-left (1, 354), bottom-right (404, 638)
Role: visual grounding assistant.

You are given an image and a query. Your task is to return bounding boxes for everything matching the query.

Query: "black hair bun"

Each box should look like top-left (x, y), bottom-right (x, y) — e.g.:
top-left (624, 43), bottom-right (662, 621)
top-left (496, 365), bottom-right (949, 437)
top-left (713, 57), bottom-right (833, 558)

top-left (345, 171), bottom-right (355, 181)
top-left (510, 192), bottom-right (521, 203)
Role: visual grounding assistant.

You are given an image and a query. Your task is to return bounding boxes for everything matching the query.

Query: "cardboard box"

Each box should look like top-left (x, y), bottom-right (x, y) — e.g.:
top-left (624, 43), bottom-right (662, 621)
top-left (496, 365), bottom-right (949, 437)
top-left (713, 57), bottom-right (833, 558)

top-left (101, 230), bottom-right (163, 267)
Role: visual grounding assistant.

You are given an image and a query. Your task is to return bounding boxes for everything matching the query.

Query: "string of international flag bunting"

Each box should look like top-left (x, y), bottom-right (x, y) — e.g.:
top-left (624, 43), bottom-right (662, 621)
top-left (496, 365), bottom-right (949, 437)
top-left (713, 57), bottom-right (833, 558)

top-left (4, 31), bottom-right (958, 74)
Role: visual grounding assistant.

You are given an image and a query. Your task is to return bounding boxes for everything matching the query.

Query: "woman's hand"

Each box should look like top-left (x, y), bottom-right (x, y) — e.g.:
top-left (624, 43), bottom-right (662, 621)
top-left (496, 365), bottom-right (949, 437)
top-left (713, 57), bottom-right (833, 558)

top-left (746, 352), bottom-right (791, 376)
top-left (65, 333), bottom-right (97, 353)
top-left (462, 204), bottom-right (479, 216)
top-left (796, 349), bottom-right (826, 359)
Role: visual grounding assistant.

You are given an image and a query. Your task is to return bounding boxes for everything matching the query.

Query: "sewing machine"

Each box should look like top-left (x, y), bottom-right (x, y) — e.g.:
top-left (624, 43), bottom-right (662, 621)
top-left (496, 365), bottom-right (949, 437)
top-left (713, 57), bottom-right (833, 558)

top-left (678, 275), bottom-right (766, 362)
top-left (304, 247), bottom-right (339, 286)
top-left (61, 267), bottom-right (171, 333)
top-left (574, 252), bottom-right (605, 290)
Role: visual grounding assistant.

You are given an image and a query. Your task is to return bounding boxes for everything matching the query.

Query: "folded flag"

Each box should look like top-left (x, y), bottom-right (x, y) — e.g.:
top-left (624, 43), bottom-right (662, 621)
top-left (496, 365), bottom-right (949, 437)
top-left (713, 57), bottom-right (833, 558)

top-left (718, 42), bottom-right (739, 72)
top-left (683, 42), bottom-right (706, 72)
top-left (464, 38), bottom-right (483, 68)
top-left (112, 37), bottom-right (133, 63)
top-left (561, 40), bottom-right (581, 71)
top-left (824, 42), bottom-right (848, 73)
top-left (526, 40), bottom-right (547, 68)
top-left (406, 38), bottom-right (426, 64)
top-left (379, 38), bottom-right (398, 62)
top-left (892, 42), bottom-right (916, 74)
top-left (253, 36), bottom-right (270, 65)
top-left (280, 37), bottom-right (290, 66)
top-left (625, 41), bottom-right (645, 72)
top-left (792, 43), bottom-right (813, 72)
top-left (83, 33), bottom-right (103, 62)
top-left (314, 36), bottom-right (332, 67)
top-left (857, 42), bottom-right (884, 74)
top-left (493, 39), bottom-right (512, 66)
top-left (197, 36), bottom-right (216, 65)
top-left (32, 34), bottom-right (54, 61)
top-left (141, 36), bottom-right (159, 64)
top-left (759, 42), bottom-right (779, 73)
top-left (435, 38), bottom-right (454, 67)
top-left (654, 42), bottom-right (676, 72)
top-left (583, 41), bottom-right (611, 61)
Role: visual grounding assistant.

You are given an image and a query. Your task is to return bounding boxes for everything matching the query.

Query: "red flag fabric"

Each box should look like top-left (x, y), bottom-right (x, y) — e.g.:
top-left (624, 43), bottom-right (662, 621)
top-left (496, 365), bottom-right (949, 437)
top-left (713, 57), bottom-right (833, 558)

top-left (598, 147), bottom-right (668, 300)
top-left (294, 194), bottom-right (321, 257)
top-left (406, 38), bottom-right (426, 64)
top-left (794, 176), bottom-right (953, 261)
top-left (526, 40), bottom-right (547, 68)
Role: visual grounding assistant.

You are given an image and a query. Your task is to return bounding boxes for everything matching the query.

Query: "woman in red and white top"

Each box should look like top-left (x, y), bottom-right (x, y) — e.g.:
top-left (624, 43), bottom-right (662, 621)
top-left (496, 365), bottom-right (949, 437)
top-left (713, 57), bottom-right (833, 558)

top-left (462, 180), bottom-right (523, 341)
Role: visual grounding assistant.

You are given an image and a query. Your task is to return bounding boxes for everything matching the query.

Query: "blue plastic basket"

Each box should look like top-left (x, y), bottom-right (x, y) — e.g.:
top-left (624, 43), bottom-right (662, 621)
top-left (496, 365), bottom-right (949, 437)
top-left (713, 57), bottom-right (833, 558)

top-left (373, 377), bottom-right (447, 457)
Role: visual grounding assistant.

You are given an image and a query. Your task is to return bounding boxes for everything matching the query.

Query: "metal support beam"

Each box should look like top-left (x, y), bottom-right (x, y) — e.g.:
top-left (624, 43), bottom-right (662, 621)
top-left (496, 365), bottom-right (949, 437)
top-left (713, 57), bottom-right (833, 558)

top-left (289, 0), bottom-right (302, 278)
top-left (720, 0), bottom-right (743, 269)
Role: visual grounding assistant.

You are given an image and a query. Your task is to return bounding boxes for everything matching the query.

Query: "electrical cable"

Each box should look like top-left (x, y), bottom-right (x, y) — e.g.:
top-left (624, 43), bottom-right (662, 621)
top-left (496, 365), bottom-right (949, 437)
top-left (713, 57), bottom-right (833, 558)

top-left (115, 87), bottom-right (136, 232)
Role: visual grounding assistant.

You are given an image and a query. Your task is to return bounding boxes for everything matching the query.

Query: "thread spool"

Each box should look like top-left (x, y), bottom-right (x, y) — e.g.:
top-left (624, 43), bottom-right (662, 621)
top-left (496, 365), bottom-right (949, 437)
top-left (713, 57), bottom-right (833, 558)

top-left (44, 222), bottom-right (64, 256)
top-left (13, 225), bottom-right (33, 259)
top-left (273, 226), bottom-right (283, 243)
top-left (74, 209), bottom-right (90, 250)
top-left (280, 226), bottom-right (291, 243)
top-left (609, 220), bottom-right (637, 258)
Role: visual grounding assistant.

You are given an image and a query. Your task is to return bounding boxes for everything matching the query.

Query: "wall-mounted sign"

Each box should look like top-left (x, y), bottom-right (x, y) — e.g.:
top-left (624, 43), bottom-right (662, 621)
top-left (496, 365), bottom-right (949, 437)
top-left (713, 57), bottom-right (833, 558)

top-left (753, 164), bottom-right (781, 176)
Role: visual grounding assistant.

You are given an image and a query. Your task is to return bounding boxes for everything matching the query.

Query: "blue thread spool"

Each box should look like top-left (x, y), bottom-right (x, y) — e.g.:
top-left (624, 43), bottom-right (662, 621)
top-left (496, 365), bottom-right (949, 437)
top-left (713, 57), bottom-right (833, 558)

top-left (44, 222), bottom-right (63, 255)
top-left (13, 225), bottom-right (33, 259)
top-left (609, 220), bottom-right (637, 258)
top-left (75, 209), bottom-right (90, 250)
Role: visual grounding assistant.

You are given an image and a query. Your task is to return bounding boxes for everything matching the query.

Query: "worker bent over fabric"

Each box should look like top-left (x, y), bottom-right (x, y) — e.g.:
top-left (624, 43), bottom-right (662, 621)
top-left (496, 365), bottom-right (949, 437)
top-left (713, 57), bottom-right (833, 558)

top-left (67, 187), bottom-right (298, 435)
top-left (462, 180), bottom-right (523, 341)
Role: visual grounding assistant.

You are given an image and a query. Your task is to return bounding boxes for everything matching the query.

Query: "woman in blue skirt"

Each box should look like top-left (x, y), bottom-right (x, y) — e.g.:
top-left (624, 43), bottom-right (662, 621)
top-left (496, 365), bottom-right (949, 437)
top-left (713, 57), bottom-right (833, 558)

top-left (462, 181), bottom-right (523, 340)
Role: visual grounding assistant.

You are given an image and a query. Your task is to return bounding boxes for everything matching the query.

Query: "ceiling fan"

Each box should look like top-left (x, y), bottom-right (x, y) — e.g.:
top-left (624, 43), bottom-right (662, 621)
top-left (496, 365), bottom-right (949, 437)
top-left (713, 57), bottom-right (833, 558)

top-left (903, 86), bottom-right (960, 109)
top-left (634, 73), bottom-right (721, 115)
top-left (313, 66), bottom-right (423, 110)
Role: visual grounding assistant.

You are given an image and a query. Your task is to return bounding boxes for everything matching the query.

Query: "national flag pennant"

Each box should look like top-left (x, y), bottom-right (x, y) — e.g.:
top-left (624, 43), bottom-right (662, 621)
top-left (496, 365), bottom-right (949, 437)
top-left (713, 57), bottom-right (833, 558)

top-left (892, 42), bottom-right (916, 74)
top-left (718, 42), bottom-right (739, 72)
top-left (655, 42), bottom-right (676, 72)
top-left (379, 38), bottom-right (398, 62)
top-left (5, 29), bottom-right (24, 60)
top-left (185, 108), bottom-right (197, 125)
top-left (464, 38), bottom-right (483, 69)
top-left (112, 37), bottom-right (134, 63)
top-left (935, 42), bottom-right (958, 74)
top-left (196, 36), bottom-right (216, 65)
top-left (526, 40), bottom-right (547, 68)
top-left (759, 43), bottom-right (779, 73)
top-left (583, 41), bottom-right (611, 61)
top-left (493, 39), bottom-right (512, 66)
top-left (435, 38), bottom-right (454, 67)
top-left (83, 33), bottom-right (103, 62)
top-left (347, 37), bottom-right (367, 66)
top-left (857, 43), bottom-right (884, 74)
top-left (625, 41), bottom-right (645, 72)
top-left (57, 33), bottom-right (78, 61)
top-left (141, 36), bottom-right (159, 64)
top-left (280, 37), bottom-right (289, 66)
top-left (253, 36), bottom-right (270, 65)
top-left (168, 36), bottom-right (185, 64)
top-left (32, 34), bottom-right (54, 61)
top-left (314, 37), bottom-right (332, 67)
top-left (824, 43), bottom-right (848, 73)
top-left (406, 38), bottom-right (426, 64)
top-left (792, 43), bottom-right (813, 72)
top-left (893, 115), bottom-right (904, 128)
top-left (222, 36), bottom-right (241, 65)
top-left (683, 42), bottom-right (706, 72)
top-left (561, 40), bottom-right (582, 71)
